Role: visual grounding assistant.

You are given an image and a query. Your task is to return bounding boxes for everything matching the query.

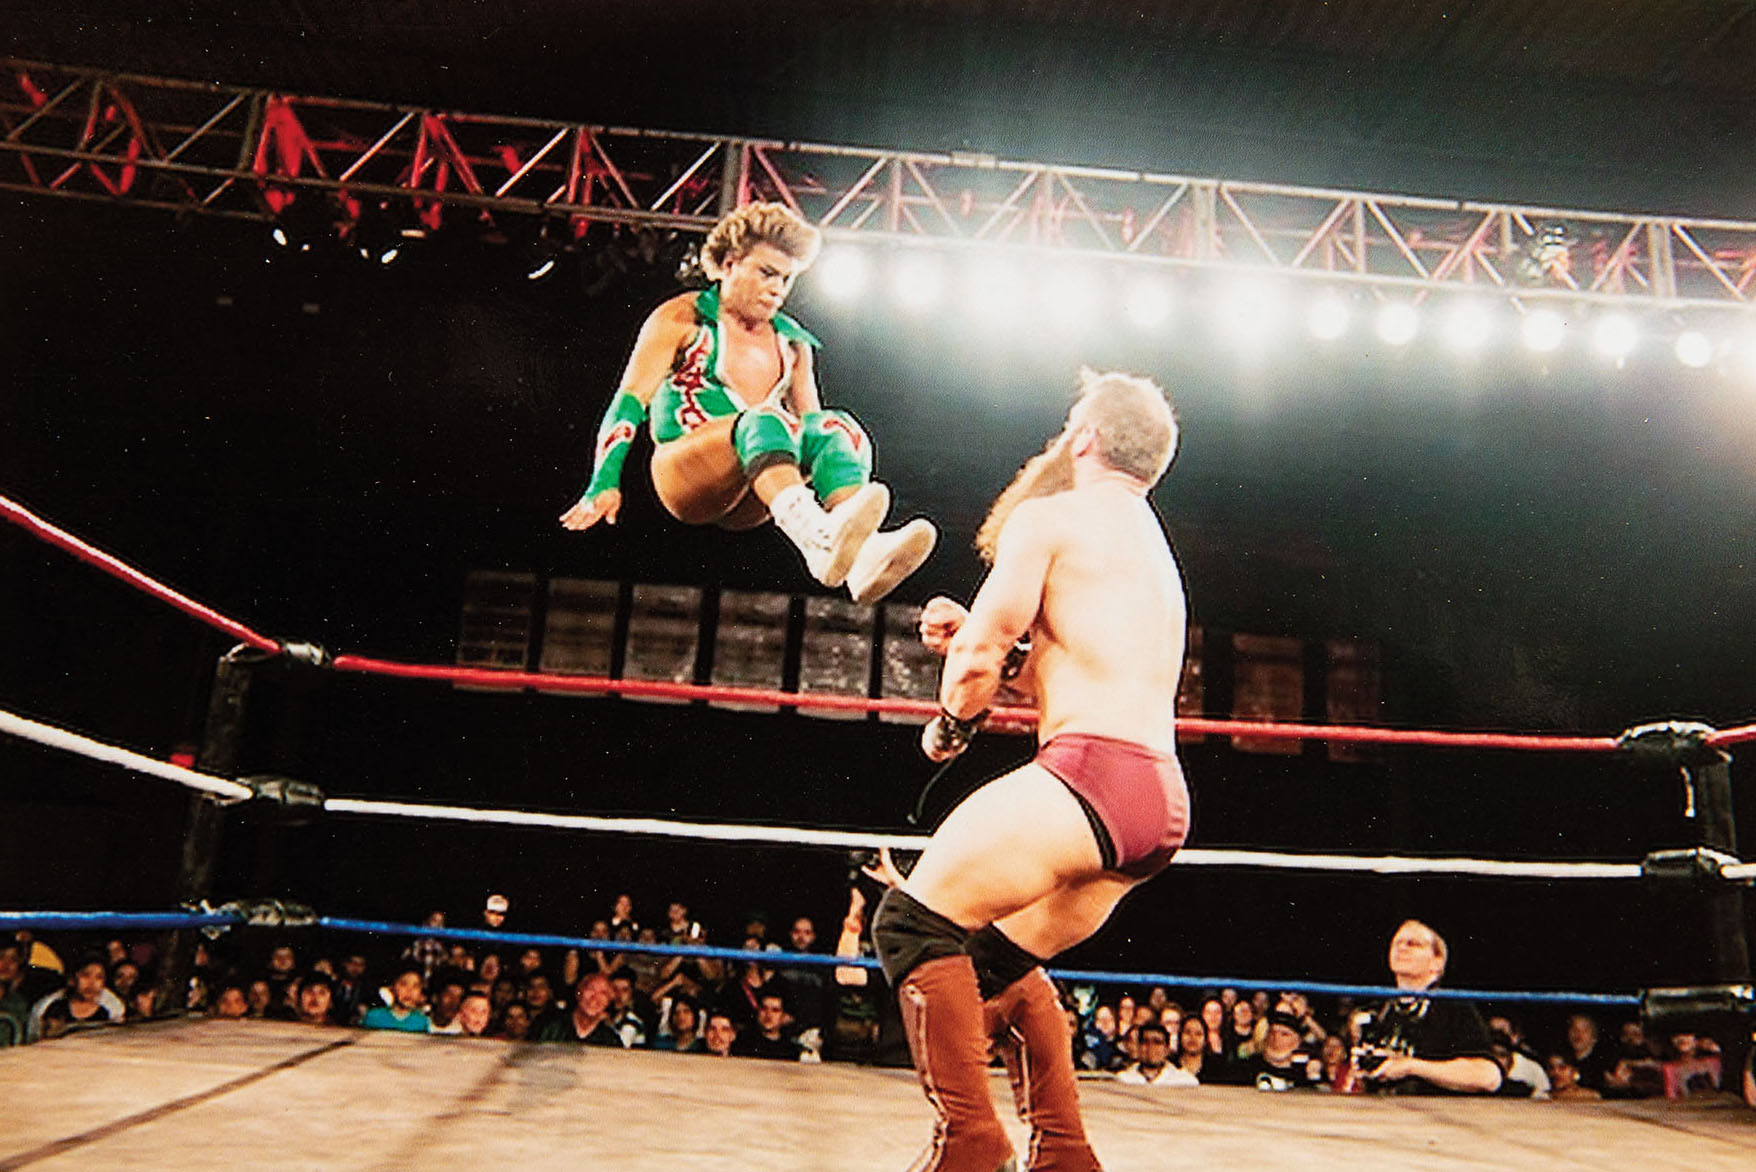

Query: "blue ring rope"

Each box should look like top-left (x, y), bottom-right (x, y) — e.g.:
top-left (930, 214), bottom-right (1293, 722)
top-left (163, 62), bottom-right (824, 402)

top-left (0, 909), bottom-right (1642, 1008)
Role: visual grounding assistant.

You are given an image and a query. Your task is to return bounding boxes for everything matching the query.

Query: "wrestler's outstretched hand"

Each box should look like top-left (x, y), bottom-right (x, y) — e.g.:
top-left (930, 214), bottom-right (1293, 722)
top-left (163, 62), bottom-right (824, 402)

top-left (560, 489), bottom-right (621, 530)
top-left (918, 595), bottom-right (968, 655)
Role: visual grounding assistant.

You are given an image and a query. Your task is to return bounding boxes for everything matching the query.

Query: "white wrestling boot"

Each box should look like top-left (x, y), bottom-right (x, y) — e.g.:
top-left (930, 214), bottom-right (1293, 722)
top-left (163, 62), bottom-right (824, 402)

top-left (847, 517), bottom-right (938, 604)
top-left (769, 482), bottom-right (889, 589)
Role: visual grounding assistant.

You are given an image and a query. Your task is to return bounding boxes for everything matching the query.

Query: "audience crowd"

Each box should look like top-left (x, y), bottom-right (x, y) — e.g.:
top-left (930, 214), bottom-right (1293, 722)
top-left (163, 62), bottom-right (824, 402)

top-left (0, 887), bottom-right (1742, 1106)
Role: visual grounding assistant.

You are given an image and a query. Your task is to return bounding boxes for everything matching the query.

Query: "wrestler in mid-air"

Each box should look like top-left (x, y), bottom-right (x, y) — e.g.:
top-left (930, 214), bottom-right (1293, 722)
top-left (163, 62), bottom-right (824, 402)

top-left (876, 369), bottom-right (1190, 1172)
top-left (560, 202), bottom-right (935, 603)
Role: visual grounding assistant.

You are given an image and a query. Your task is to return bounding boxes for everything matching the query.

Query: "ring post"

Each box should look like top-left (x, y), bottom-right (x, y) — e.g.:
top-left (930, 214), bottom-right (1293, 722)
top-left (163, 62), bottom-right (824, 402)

top-left (1624, 722), bottom-right (1754, 1052)
top-left (152, 644), bottom-right (269, 1018)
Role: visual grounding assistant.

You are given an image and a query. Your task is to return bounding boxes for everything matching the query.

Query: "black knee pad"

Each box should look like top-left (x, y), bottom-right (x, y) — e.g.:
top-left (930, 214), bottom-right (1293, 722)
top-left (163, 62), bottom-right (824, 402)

top-left (871, 888), bottom-right (969, 987)
top-left (964, 925), bottom-right (1044, 1001)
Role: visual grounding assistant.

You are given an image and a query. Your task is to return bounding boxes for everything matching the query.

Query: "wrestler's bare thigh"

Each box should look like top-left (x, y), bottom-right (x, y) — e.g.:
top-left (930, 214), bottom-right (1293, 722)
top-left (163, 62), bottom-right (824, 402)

top-left (649, 418), bottom-right (761, 526)
top-left (903, 761), bottom-right (1114, 933)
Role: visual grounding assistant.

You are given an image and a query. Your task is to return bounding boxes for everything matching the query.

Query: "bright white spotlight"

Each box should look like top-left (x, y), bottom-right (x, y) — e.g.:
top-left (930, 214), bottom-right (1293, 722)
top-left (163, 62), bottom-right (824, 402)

top-left (963, 254), bottom-right (1028, 321)
top-left (1122, 276), bottom-right (1173, 329)
top-left (1041, 264), bottom-right (1100, 328)
top-left (1674, 330), bottom-right (1713, 369)
top-left (1307, 292), bottom-right (1349, 340)
top-left (1442, 302), bottom-right (1493, 352)
top-left (814, 246), bottom-right (870, 301)
top-left (1214, 279), bottom-right (1281, 345)
top-left (1591, 313), bottom-right (1638, 360)
top-left (890, 251), bottom-right (946, 312)
top-left (1521, 307), bottom-right (1566, 352)
top-left (1376, 303), bottom-right (1419, 347)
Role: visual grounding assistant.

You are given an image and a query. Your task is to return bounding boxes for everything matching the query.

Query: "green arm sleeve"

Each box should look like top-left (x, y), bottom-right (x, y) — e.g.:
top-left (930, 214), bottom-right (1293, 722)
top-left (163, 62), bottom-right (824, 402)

top-left (585, 390), bottom-right (649, 498)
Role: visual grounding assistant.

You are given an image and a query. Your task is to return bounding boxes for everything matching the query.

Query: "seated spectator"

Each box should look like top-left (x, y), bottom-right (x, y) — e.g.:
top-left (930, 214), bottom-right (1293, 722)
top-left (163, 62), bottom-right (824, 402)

top-left (1489, 1029), bottom-right (1550, 1098)
top-left (1157, 1002), bottom-right (1183, 1041)
top-left (1660, 1032), bottom-right (1722, 1099)
top-left (586, 921), bottom-right (618, 976)
top-left (702, 1011), bottom-right (739, 1057)
top-left (1356, 920), bottom-right (1500, 1095)
top-left (609, 893), bottom-right (639, 938)
top-left (1173, 1015), bottom-right (1225, 1083)
top-left (651, 997), bottom-right (704, 1053)
top-left (456, 991), bottom-right (493, 1037)
top-left (29, 954), bottom-right (125, 1041)
top-left (1318, 1034), bottom-right (1353, 1091)
top-left (1198, 997), bottom-right (1227, 1059)
top-left (1224, 998), bottom-right (1262, 1061)
top-left (535, 973), bottom-right (623, 1046)
top-left (1244, 1008), bottom-right (1324, 1091)
top-left (624, 928), bottom-right (668, 997)
top-left (1546, 1053), bottom-right (1601, 1101)
top-left (1279, 992), bottom-right (1328, 1050)
top-left (1561, 1012), bottom-right (1611, 1092)
top-left (774, 916), bottom-right (829, 1047)
top-left (473, 952), bottom-right (503, 993)
top-left (363, 966), bottom-right (432, 1033)
top-left (1079, 1003), bottom-right (1125, 1072)
top-left (210, 983), bottom-right (249, 1020)
top-left (606, 969), bottom-right (650, 1047)
top-left (515, 948), bottom-right (546, 980)
top-left (245, 979), bottom-right (277, 1020)
top-left (332, 953), bottom-right (371, 1026)
top-left (427, 971), bottom-right (471, 1035)
top-left (522, 973), bottom-right (563, 1036)
top-left (2, 941), bottom-right (32, 1046)
top-left (1116, 1022), bottom-right (1196, 1087)
top-left (263, 943), bottom-right (300, 1009)
top-left (718, 949), bottom-right (773, 1034)
top-left (732, 991), bottom-right (804, 1061)
top-left (109, 960), bottom-right (142, 1006)
top-left (401, 914), bottom-right (448, 981)
top-left (498, 1001), bottom-right (533, 1041)
top-left (296, 973), bottom-right (336, 1027)
top-left (665, 900), bottom-right (704, 945)
top-left (1602, 1019), bottom-right (1663, 1098)
top-left (482, 893), bottom-right (511, 931)
top-left (489, 976), bottom-right (518, 1020)
top-left (128, 981), bottom-right (158, 1022)
top-left (444, 944), bottom-right (475, 975)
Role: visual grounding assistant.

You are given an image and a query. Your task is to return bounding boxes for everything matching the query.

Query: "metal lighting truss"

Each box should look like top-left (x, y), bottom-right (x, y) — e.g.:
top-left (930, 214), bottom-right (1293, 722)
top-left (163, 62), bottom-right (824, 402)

top-left (4, 57), bottom-right (1756, 314)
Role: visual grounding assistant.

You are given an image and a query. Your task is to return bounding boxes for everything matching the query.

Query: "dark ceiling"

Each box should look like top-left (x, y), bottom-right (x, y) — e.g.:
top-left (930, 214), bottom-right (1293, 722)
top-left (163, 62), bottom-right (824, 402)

top-left (9, 1), bottom-right (1756, 212)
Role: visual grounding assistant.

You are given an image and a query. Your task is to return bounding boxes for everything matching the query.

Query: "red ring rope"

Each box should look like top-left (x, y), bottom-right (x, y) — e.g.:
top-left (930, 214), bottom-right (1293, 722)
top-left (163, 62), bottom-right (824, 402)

top-left (0, 494), bottom-right (281, 653)
top-left (0, 489), bottom-right (1661, 754)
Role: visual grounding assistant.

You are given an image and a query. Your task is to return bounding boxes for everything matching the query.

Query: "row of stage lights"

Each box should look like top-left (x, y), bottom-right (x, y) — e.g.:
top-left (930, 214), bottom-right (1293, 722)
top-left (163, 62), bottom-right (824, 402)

top-left (808, 245), bottom-right (1752, 373)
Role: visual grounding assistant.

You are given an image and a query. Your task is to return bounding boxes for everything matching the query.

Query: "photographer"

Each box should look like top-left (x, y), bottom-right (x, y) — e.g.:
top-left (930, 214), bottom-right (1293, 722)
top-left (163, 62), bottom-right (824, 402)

top-left (1355, 920), bottom-right (1501, 1095)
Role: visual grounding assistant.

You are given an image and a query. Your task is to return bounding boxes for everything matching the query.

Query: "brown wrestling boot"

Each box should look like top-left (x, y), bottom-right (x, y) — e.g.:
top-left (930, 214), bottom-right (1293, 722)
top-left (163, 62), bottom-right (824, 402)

top-left (984, 971), bottom-right (1102, 1172)
top-left (898, 954), bottom-right (1018, 1172)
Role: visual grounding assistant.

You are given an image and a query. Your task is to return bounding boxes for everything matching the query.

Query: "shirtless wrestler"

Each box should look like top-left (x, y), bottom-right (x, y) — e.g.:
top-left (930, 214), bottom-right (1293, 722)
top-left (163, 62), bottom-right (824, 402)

top-left (559, 202), bottom-right (935, 603)
top-left (872, 369), bottom-right (1189, 1172)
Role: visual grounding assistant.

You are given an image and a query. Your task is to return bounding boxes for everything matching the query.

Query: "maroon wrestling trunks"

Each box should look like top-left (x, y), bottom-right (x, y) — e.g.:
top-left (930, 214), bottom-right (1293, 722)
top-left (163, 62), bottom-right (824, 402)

top-left (1034, 733), bottom-right (1189, 879)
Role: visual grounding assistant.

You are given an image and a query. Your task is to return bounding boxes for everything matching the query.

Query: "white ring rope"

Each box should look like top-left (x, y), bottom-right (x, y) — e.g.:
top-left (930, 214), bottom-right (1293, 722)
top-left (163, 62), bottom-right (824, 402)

top-left (325, 796), bottom-right (1645, 880)
top-left (0, 702), bottom-right (1700, 880)
top-left (0, 705), bottom-right (254, 803)
top-left (1725, 861), bottom-right (1756, 882)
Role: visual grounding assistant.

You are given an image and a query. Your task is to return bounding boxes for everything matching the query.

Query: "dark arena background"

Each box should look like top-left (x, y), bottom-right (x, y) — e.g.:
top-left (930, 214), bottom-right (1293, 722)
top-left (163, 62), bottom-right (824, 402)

top-left (2, 3), bottom-right (1755, 1166)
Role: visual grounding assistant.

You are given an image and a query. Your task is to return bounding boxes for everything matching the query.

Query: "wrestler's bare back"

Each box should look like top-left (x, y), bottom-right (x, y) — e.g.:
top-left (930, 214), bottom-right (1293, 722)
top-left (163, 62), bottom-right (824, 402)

top-left (1020, 483), bottom-right (1185, 754)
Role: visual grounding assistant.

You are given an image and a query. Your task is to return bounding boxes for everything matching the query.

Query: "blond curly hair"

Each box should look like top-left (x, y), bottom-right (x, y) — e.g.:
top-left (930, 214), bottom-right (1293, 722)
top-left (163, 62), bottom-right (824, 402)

top-left (701, 202), bottom-right (822, 276)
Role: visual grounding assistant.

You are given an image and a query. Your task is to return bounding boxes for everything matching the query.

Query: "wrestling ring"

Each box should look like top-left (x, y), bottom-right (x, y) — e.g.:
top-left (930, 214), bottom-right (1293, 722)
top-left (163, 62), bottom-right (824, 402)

top-left (2, 490), bottom-right (1754, 1170)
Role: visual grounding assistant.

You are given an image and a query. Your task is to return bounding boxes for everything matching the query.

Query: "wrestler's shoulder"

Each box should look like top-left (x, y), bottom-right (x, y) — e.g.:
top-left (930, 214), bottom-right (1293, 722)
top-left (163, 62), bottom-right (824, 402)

top-left (645, 293), bottom-right (703, 329)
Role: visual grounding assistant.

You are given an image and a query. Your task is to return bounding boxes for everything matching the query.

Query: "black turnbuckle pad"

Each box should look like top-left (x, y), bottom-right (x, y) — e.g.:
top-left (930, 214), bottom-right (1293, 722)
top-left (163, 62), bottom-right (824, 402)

top-left (245, 774), bottom-right (327, 808)
top-left (1641, 983), bottom-right (1756, 1031)
top-left (1616, 720), bottom-right (1722, 766)
top-left (217, 898), bottom-right (318, 929)
top-left (1641, 847), bottom-right (1741, 883)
